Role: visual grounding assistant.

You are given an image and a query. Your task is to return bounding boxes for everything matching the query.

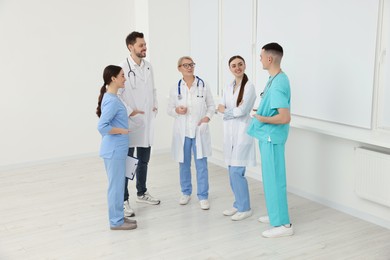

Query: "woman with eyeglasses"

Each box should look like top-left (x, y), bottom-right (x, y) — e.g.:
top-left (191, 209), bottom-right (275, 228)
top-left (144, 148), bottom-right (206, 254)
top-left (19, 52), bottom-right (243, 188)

top-left (167, 56), bottom-right (215, 210)
top-left (217, 55), bottom-right (257, 221)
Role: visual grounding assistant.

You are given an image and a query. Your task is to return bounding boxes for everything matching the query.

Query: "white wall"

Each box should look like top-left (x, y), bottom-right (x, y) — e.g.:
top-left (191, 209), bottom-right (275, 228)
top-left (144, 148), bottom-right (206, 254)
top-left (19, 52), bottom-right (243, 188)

top-left (286, 128), bottom-right (390, 228)
top-left (256, 0), bottom-right (378, 129)
top-left (148, 0), bottom-right (190, 153)
top-left (0, 0), bottom-right (189, 168)
top-left (0, 0), bottom-right (135, 167)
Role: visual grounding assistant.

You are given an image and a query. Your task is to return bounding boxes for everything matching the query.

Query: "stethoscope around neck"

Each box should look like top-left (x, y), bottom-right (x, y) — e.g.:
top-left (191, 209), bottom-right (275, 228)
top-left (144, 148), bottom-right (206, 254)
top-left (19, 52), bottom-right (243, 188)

top-left (126, 58), bottom-right (136, 78)
top-left (260, 71), bottom-right (281, 98)
top-left (177, 76), bottom-right (205, 100)
top-left (126, 57), bottom-right (149, 88)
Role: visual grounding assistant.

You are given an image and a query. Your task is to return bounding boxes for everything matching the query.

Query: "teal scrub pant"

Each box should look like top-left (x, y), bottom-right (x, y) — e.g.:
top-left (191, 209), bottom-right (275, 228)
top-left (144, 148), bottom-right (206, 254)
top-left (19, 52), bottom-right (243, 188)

top-left (259, 141), bottom-right (290, 227)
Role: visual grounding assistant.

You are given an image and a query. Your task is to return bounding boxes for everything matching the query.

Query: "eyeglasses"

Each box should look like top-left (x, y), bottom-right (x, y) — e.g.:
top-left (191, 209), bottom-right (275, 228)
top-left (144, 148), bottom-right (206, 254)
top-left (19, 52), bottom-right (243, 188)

top-left (180, 63), bottom-right (196, 69)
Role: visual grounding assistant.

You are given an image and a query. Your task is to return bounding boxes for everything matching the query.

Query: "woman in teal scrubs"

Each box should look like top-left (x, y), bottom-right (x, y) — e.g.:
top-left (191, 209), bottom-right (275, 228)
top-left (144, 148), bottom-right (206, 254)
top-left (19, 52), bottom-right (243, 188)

top-left (247, 43), bottom-right (294, 238)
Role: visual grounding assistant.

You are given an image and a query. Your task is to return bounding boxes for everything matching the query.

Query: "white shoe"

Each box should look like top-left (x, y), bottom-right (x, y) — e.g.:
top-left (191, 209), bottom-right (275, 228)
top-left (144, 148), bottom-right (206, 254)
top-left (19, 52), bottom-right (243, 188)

top-left (179, 195), bottom-right (191, 205)
top-left (123, 200), bottom-right (135, 217)
top-left (136, 191), bottom-right (161, 205)
top-left (258, 215), bottom-right (270, 223)
top-left (231, 210), bottom-right (253, 221)
top-left (199, 200), bottom-right (210, 210)
top-left (262, 224), bottom-right (294, 238)
top-left (223, 208), bottom-right (238, 216)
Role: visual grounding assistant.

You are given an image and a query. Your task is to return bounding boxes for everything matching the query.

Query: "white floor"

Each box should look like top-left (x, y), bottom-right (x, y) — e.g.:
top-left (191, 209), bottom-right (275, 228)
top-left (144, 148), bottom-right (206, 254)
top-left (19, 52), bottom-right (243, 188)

top-left (1, 153), bottom-right (390, 260)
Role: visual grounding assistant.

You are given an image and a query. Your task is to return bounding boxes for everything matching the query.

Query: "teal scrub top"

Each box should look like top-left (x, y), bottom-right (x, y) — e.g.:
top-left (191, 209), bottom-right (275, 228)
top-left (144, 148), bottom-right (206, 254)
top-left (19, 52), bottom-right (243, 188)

top-left (247, 72), bottom-right (291, 144)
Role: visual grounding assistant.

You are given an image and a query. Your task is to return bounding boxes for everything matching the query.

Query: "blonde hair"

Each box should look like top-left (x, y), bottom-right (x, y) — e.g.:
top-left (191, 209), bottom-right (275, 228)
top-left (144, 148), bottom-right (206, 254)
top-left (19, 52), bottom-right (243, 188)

top-left (177, 56), bottom-right (194, 68)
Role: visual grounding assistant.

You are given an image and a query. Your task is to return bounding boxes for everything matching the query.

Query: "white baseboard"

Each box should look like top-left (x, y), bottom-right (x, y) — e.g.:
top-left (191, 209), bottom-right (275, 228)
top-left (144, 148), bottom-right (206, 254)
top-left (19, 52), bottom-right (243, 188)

top-left (288, 186), bottom-right (390, 230)
top-left (0, 152), bottom-right (98, 171)
top-left (209, 152), bottom-right (262, 181)
top-left (0, 147), bottom-right (172, 172)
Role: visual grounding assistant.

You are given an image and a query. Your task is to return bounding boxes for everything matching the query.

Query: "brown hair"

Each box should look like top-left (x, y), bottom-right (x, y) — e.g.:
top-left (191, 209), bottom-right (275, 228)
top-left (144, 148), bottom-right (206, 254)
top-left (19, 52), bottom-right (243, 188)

top-left (126, 31), bottom-right (144, 47)
top-left (228, 55), bottom-right (248, 107)
top-left (96, 65), bottom-right (122, 117)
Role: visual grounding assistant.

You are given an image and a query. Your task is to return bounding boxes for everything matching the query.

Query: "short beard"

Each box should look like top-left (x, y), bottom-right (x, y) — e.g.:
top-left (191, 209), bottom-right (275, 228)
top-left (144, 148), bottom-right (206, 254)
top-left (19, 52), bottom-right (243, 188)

top-left (135, 52), bottom-right (146, 58)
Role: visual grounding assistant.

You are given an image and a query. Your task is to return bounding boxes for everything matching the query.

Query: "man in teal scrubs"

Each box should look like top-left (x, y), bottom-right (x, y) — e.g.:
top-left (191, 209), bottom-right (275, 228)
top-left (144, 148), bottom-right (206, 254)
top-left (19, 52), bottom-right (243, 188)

top-left (247, 42), bottom-right (294, 238)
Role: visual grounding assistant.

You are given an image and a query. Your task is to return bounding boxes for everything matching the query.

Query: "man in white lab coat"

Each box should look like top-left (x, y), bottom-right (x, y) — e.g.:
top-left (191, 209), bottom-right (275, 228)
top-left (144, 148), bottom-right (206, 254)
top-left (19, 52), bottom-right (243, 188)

top-left (118, 31), bottom-right (160, 218)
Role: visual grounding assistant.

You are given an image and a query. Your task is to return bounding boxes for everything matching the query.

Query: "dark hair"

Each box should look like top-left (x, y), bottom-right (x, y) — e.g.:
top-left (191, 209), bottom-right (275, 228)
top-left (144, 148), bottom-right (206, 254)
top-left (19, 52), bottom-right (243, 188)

top-left (125, 31), bottom-right (144, 47)
top-left (96, 65), bottom-right (122, 117)
top-left (228, 55), bottom-right (248, 107)
top-left (262, 42), bottom-right (283, 57)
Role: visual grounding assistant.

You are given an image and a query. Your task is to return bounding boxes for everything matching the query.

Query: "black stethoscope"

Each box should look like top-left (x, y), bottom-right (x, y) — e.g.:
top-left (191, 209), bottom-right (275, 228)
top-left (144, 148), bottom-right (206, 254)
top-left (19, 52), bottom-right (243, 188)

top-left (126, 58), bottom-right (136, 77)
top-left (177, 76), bottom-right (205, 100)
top-left (126, 58), bottom-right (149, 88)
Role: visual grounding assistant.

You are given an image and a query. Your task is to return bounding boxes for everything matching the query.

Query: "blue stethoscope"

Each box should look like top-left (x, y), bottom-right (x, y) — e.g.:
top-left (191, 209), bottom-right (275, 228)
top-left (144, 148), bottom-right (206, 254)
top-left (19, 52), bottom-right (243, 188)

top-left (177, 76), bottom-right (205, 100)
top-left (126, 58), bottom-right (149, 88)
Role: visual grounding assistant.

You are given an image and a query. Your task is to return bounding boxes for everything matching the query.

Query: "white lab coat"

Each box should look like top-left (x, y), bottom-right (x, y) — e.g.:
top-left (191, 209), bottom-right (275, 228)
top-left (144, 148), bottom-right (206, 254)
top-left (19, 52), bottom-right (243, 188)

top-left (167, 76), bottom-right (215, 163)
top-left (220, 80), bottom-right (257, 167)
top-left (118, 56), bottom-right (157, 147)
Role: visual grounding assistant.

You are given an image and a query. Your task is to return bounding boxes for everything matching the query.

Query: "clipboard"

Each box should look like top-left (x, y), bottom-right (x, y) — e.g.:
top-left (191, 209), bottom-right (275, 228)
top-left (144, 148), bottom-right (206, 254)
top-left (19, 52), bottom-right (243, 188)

top-left (125, 156), bottom-right (138, 180)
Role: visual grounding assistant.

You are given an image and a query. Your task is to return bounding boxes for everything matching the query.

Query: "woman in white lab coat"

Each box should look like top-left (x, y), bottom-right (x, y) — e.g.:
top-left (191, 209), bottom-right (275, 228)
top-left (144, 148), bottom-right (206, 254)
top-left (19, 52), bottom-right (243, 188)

top-left (167, 56), bottom-right (215, 210)
top-left (217, 55), bottom-right (257, 221)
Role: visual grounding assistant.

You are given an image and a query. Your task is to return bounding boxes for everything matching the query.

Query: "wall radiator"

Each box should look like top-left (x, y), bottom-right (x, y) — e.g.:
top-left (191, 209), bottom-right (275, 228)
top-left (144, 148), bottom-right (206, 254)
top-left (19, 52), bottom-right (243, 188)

top-left (355, 147), bottom-right (390, 208)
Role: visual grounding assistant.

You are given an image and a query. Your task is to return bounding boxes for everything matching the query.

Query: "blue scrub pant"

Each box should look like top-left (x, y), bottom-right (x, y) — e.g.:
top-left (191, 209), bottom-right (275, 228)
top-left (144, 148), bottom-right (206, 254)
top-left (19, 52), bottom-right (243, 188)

top-left (259, 142), bottom-right (290, 227)
top-left (104, 158), bottom-right (126, 227)
top-left (228, 166), bottom-right (251, 212)
top-left (179, 137), bottom-right (209, 200)
top-left (124, 146), bottom-right (151, 199)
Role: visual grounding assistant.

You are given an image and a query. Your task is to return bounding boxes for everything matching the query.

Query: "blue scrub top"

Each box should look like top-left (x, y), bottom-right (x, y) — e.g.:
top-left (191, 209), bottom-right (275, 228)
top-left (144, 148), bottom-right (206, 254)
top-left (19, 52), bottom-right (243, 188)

top-left (97, 93), bottom-right (129, 159)
top-left (247, 72), bottom-right (291, 144)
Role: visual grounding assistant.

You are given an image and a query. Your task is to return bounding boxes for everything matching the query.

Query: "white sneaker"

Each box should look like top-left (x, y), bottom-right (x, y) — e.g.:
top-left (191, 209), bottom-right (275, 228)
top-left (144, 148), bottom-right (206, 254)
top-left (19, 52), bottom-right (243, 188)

top-left (231, 210), bottom-right (253, 221)
top-left (123, 200), bottom-right (135, 217)
top-left (199, 200), bottom-right (210, 210)
top-left (179, 195), bottom-right (191, 205)
top-left (262, 224), bottom-right (294, 238)
top-left (136, 191), bottom-right (161, 205)
top-left (258, 215), bottom-right (270, 223)
top-left (223, 208), bottom-right (238, 216)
